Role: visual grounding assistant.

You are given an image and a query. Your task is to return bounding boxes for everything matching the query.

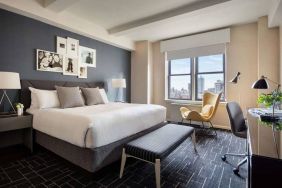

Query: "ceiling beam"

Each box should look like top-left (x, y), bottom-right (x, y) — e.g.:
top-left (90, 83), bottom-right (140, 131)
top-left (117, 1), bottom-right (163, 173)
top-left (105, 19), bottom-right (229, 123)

top-left (268, 0), bottom-right (282, 27)
top-left (108, 0), bottom-right (231, 36)
top-left (43, 0), bottom-right (79, 13)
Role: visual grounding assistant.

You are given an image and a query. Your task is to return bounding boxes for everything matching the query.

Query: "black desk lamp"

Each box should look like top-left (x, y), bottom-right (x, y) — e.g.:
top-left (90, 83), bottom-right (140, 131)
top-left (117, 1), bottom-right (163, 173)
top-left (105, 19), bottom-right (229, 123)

top-left (229, 72), bottom-right (241, 84)
top-left (229, 72), bottom-right (242, 107)
top-left (252, 75), bottom-right (281, 120)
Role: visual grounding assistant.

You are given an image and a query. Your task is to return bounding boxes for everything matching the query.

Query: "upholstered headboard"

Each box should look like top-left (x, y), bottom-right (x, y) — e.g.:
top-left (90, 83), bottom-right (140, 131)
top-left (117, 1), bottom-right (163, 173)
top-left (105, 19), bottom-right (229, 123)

top-left (20, 80), bottom-right (105, 110)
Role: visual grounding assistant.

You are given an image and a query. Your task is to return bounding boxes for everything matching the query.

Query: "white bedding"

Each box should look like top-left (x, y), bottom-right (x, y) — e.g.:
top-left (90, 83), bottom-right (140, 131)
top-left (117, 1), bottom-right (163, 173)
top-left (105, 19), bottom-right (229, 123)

top-left (27, 103), bottom-right (166, 148)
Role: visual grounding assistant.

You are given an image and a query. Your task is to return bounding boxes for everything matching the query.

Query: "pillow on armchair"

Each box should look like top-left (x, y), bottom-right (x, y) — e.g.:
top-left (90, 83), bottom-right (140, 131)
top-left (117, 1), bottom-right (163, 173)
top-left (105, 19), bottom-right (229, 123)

top-left (201, 104), bottom-right (214, 117)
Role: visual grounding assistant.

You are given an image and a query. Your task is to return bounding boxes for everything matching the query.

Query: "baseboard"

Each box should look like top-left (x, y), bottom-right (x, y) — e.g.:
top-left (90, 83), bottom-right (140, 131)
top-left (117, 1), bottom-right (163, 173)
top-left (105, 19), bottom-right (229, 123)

top-left (167, 119), bottom-right (231, 131)
top-left (213, 124), bottom-right (230, 130)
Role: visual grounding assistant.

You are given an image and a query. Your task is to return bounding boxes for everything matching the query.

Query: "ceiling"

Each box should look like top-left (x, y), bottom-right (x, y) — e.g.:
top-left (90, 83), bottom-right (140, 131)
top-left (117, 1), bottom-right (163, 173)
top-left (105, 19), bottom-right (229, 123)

top-left (66, 0), bottom-right (200, 29)
top-left (61, 0), bottom-right (278, 41)
top-left (0, 0), bottom-right (281, 50)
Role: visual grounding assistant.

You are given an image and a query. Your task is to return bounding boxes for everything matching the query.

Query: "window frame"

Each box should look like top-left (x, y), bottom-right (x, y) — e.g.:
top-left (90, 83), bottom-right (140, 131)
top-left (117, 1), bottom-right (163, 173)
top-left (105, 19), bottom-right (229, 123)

top-left (168, 59), bottom-right (192, 100)
top-left (195, 54), bottom-right (225, 101)
top-left (167, 54), bottom-right (225, 101)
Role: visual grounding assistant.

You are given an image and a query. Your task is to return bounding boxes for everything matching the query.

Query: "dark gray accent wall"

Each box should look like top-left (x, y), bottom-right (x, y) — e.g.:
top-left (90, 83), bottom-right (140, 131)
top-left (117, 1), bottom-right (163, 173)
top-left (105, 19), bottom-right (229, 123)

top-left (0, 8), bottom-right (131, 111)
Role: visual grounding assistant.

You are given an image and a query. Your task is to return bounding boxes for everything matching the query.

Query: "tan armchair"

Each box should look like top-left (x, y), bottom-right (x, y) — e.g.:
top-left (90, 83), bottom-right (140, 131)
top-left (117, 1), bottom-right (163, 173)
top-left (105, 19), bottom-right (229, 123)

top-left (180, 91), bottom-right (222, 136)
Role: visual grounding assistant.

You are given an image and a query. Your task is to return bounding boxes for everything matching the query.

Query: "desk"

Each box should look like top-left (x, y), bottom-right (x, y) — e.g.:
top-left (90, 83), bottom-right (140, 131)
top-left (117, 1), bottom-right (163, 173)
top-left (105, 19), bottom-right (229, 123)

top-left (247, 109), bottom-right (282, 188)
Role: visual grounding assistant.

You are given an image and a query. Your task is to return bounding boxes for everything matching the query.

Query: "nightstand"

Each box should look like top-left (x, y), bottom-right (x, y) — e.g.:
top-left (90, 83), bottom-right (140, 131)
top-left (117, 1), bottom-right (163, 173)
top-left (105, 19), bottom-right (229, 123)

top-left (0, 113), bottom-right (33, 153)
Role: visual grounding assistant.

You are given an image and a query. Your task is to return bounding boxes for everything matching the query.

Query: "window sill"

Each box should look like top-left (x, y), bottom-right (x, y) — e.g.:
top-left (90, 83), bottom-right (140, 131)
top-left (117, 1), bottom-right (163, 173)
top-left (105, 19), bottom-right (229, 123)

top-left (165, 99), bottom-right (227, 107)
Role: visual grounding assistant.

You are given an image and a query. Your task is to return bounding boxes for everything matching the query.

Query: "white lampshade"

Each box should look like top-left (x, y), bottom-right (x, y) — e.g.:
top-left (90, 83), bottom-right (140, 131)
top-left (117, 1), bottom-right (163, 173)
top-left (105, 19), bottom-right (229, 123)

top-left (112, 79), bottom-right (126, 88)
top-left (0, 72), bottom-right (21, 89)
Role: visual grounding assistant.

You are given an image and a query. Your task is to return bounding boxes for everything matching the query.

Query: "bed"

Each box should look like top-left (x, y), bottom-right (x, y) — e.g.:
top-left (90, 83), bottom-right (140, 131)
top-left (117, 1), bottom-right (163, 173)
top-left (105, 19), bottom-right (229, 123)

top-left (21, 80), bottom-right (166, 172)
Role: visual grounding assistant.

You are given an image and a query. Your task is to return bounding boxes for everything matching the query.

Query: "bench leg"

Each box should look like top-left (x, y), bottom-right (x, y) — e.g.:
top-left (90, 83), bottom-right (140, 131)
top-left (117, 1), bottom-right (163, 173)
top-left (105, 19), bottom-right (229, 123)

top-left (192, 130), bottom-right (197, 152)
top-left (120, 148), bottom-right (127, 178)
top-left (155, 159), bottom-right (161, 188)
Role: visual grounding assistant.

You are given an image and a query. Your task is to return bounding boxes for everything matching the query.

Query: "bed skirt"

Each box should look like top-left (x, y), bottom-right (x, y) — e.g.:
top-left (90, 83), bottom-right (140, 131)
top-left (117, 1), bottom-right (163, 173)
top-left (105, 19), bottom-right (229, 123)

top-left (35, 122), bottom-right (166, 172)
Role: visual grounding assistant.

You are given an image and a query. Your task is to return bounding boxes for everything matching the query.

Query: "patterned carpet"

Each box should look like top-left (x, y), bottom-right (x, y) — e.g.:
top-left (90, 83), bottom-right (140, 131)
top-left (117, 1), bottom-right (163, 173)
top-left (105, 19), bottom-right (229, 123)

top-left (0, 129), bottom-right (247, 188)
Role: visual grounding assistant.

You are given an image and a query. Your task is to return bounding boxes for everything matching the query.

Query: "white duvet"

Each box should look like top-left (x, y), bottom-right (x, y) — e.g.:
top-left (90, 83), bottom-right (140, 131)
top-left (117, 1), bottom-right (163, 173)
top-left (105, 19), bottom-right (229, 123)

top-left (27, 103), bottom-right (166, 148)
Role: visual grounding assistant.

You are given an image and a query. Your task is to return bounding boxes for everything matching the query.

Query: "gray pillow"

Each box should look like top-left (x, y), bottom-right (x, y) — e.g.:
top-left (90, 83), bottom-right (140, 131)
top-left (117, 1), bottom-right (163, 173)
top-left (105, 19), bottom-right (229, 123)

top-left (55, 86), bottom-right (85, 108)
top-left (81, 88), bottom-right (104, 105)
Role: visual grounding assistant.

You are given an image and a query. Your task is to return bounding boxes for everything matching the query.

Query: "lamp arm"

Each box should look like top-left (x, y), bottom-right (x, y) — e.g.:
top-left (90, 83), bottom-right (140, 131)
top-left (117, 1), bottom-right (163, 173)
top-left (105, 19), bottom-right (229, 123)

top-left (265, 77), bottom-right (281, 90)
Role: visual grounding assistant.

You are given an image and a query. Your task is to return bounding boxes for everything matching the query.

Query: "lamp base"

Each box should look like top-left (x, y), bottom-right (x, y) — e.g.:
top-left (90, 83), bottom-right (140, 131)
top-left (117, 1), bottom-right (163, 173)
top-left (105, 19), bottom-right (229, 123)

top-left (0, 90), bottom-right (16, 113)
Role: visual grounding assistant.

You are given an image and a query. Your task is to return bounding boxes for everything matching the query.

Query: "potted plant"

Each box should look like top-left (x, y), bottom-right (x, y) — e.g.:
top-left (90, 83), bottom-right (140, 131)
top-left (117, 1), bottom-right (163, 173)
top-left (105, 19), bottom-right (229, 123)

top-left (257, 89), bottom-right (282, 110)
top-left (15, 103), bottom-right (24, 116)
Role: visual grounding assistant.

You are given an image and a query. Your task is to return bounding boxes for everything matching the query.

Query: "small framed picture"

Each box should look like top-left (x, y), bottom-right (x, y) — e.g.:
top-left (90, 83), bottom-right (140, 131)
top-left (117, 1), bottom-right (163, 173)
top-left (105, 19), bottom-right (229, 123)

top-left (63, 57), bottom-right (79, 76)
top-left (79, 46), bottom-right (96, 67)
top-left (36, 49), bottom-right (63, 72)
top-left (67, 37), bottom-right (79, 57)
top-left (56, 36), bottom-right (67, 55)
top-left (78, 66), bottom-right (87, 79)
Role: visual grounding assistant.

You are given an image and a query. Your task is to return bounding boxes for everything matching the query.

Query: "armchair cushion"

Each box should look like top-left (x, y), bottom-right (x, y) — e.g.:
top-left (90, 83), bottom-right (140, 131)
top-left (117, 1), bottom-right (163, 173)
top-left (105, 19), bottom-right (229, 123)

top-left (201, 104), bottom-right (214, 117)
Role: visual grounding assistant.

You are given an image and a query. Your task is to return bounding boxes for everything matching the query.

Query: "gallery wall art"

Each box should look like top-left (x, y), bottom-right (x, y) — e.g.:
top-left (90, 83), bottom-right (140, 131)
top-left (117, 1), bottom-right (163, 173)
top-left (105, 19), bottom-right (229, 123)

top-left (79, 46), bottom-right (96, 67)
top-left (63, 57), bottom-right (79, 76)
top-left (56, 36), bottom-right (67, 55)
top-left (66, 37), bottom-right (79, 58)
top-left (36, 35), bottom-right (98, 79)
top-left (36, 49), bottom-right (63, 72)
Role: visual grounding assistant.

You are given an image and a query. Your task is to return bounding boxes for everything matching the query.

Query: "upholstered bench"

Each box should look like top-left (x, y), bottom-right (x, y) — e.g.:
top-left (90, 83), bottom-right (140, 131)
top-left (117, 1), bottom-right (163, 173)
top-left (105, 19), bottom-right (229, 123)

top-left (119, 124), bottom-right (197, 188)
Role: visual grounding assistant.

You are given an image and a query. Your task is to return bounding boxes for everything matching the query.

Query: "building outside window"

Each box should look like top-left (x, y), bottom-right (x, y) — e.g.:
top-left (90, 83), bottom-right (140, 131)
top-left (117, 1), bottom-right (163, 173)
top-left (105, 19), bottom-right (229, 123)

top-left (168, 58), bottom-right (192, 100)
top-left (168, 54), bottom-right (225, 101)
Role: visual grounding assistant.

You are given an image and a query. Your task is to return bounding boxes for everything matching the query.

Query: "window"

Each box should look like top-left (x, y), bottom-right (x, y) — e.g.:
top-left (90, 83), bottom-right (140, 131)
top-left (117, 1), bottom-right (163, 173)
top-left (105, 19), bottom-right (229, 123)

top-left (168, 58), bottom-right (192, 100)
top-left (168, 54), bottom-right (225, 101)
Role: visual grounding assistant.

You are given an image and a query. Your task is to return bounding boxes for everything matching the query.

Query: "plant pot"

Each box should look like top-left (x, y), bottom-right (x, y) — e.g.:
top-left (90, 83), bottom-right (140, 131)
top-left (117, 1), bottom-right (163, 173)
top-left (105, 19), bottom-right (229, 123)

top-left (17, 108), bottom-right (23, 116)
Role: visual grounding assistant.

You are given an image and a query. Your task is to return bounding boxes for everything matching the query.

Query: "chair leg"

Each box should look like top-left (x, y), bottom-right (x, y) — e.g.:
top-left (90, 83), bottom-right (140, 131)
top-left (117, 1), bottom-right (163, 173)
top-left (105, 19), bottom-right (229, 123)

top-left (191, 130), bottom-right (197, 152)
top-left (119, 148), bottom-right (127, 178)
top-left (233, 157), bottom-right (248, 174)
top-left (209, 121), bottom-right (217, 136)
top-left (155, 159), bottom-right (161, 188)
top-left (201, 121), bottom-right (205, 128)
top-left (222, 153), bottom-right (246, 161)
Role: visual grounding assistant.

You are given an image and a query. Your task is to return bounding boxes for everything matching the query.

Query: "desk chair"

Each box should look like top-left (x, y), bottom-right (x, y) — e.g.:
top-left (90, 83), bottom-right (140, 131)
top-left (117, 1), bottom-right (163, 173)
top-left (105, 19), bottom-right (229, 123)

top-left (180, 91), bottom-right (222, 136)
top-left (222, 102), bottom-right (248, 175)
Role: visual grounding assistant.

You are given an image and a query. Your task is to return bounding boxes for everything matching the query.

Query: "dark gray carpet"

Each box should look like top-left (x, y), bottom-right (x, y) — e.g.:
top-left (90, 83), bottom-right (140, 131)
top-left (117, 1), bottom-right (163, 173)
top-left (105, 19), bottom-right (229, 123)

top-left (0, 129), bottom-right (247, 188)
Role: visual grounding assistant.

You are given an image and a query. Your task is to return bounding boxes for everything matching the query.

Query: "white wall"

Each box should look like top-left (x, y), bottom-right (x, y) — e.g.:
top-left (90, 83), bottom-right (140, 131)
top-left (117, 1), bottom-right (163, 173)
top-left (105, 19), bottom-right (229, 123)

top-left (149, 19), bottom-right (280, 129)
top-left (131, 41), bottom-right (154, 104)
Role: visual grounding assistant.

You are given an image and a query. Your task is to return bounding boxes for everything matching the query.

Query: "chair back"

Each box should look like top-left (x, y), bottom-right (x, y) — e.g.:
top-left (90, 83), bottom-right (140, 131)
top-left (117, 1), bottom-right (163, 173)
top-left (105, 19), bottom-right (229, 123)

top-left (202, 91), bottom-right (222, 119)
top-left (226, 102), bottom-right (247, 135)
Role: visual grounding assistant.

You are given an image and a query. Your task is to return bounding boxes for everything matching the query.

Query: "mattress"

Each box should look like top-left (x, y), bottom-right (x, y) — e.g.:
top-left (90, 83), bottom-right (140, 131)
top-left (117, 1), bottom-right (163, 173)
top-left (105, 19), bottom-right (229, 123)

top-left (27, 103), bottom-right (166, 148)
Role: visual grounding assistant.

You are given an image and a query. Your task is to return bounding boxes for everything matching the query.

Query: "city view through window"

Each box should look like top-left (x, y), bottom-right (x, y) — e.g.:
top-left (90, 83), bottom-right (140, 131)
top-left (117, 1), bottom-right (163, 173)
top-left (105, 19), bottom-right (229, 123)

top-left (169, 54), bottom-right (225, 100)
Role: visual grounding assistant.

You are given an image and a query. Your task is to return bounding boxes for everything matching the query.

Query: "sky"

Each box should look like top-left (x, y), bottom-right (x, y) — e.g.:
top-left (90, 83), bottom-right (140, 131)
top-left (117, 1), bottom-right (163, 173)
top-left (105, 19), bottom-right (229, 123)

top-left (170, 54), bottom-right (224, 90)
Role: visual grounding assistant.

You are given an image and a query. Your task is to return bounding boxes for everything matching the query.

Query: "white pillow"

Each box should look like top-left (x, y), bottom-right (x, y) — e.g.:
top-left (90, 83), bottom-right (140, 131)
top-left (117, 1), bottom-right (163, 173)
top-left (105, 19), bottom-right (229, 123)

top-left (29, 89), bottom-right (39, 109)
top-left (29, 87), bottom-right (60, 109)
top-left (99, 89), bottom-right (109, 104)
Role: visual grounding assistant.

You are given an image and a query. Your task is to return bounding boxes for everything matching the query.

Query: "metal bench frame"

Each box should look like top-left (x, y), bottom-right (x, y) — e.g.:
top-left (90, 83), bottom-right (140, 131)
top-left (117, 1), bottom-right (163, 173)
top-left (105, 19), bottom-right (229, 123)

top-left (119, 129), bottom-right (197, 188)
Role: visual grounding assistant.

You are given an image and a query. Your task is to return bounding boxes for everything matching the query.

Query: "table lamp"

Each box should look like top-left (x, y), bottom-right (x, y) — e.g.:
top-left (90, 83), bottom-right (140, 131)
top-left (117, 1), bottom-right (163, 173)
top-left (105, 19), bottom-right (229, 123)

top-left (252, 75), bottom-right (280, 121)
top-left (229, 72), bottom-right (241, 84)
top-left (229, 72), bottom-right (242, 108)
top-left (112, 78), bottom-right (126, 102)
top-left (0, 72), bottom-right (21, 113)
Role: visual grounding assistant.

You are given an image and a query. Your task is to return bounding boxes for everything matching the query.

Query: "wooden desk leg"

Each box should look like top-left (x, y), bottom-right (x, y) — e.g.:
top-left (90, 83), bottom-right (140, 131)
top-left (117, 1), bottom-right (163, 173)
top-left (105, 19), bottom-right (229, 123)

top-left (120, 148), bottom-right (127, 178)
top-left (155, 159), bottom-right (161, 188)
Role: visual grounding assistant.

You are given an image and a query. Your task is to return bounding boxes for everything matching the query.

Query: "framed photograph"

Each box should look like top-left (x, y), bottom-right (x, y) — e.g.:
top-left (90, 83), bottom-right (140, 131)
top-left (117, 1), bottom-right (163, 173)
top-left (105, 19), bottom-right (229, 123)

top-left (78, 66), bottom-right (87, 79)
top-left (67, 37), bottom-right (79, 57)
top-left (36, 49), bottom-right (63, 72)
top-left (63, 57), bottom-right (79, 76)
top-left (79, 46), bottom-right (96, 67)
top-left (56, 36), bottom-right (67, 54)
